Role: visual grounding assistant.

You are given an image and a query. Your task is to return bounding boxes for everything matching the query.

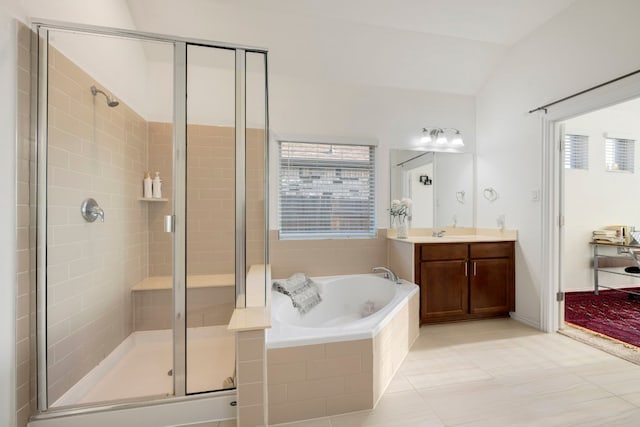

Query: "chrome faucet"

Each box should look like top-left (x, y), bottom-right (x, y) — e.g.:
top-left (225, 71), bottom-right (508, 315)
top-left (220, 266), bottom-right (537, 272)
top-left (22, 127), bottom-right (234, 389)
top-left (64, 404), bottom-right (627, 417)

top-left (372, 267), bottom-right (401, 284)
top-left (432, 230), bottom-right (446, 237)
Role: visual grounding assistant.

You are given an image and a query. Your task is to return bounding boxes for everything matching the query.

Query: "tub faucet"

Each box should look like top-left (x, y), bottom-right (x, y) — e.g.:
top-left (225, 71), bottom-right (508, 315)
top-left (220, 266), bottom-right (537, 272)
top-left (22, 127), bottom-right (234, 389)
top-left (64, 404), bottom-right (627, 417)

top-left (432, 230), bottom-right (446, 237)
top-left (372, 267), bottom-right (401, 284)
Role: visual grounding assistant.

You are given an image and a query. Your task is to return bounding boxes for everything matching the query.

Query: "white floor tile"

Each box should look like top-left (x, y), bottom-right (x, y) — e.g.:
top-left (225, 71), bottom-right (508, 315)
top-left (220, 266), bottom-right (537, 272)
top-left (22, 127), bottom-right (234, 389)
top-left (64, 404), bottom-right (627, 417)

top-left (269, 318), bottom-right (640, 427)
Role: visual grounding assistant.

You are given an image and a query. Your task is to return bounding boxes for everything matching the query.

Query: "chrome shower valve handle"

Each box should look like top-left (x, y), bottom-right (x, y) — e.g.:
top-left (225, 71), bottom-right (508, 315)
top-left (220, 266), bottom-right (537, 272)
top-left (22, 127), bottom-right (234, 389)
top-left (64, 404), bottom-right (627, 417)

top-left (81, 198), bottom-right (105, 223)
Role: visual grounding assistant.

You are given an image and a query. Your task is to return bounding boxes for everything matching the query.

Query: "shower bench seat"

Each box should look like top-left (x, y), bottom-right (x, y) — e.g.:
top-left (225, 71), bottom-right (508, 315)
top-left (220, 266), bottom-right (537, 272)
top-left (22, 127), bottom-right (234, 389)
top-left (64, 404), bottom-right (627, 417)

top-left (130, 274), bottom-right (236, 330)
top-left (131, 274), bottom-right (235, 291)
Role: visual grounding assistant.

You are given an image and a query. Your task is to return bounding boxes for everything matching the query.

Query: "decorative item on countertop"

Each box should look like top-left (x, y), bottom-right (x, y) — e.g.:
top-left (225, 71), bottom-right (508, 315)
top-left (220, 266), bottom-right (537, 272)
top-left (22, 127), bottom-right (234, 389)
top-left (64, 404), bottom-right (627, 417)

top-left (390, 198), bottom-right (412, 239)
top-left (152, 171), bottom-right (162, 199)
top-left (143, 171), bottom-right (152, 199)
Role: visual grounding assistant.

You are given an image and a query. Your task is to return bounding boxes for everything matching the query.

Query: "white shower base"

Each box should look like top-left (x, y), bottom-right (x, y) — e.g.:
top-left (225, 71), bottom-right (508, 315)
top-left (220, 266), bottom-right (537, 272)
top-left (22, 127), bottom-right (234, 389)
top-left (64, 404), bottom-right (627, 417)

top-left (53, 325), bottom-right (235, 407)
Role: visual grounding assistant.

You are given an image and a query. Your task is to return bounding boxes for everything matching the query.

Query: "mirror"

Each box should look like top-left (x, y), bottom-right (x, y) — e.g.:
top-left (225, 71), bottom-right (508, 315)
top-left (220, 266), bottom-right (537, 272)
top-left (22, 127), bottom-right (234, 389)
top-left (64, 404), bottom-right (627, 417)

top-left (390, 150), bottom-right (475, 228)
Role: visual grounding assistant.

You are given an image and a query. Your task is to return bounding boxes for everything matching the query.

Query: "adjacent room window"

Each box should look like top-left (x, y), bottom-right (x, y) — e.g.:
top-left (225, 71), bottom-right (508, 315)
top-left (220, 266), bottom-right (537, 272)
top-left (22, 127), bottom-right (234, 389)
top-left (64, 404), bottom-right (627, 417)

top-left (605, 137), bottom-right (635, 173)
top-left (564, 134), bottom-right (589, 170)
top-left (278, 141), bottom-right (376, 239)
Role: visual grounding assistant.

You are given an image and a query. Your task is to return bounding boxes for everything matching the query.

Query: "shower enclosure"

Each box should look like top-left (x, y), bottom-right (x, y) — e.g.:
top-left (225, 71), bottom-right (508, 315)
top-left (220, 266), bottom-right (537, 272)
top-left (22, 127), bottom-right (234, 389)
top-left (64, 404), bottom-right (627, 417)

top-left (32, 21), bottom-right (268, 421)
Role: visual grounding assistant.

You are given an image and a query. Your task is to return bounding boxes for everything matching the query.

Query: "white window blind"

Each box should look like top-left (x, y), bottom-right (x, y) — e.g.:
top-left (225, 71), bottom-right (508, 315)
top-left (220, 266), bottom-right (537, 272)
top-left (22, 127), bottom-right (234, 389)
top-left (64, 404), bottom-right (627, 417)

top-left (605, 137), bottom-right (635, 173)
top-left (279, 141), bottom-right (376, 239)
top-left (564, 134), bottom-right (588, 170)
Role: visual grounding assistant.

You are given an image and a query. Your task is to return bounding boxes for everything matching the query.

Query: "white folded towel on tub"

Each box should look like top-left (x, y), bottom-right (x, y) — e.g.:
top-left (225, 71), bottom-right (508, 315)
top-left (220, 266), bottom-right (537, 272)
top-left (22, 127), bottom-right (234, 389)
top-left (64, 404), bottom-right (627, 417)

top-left (273, 273), bottom-right (322, 314)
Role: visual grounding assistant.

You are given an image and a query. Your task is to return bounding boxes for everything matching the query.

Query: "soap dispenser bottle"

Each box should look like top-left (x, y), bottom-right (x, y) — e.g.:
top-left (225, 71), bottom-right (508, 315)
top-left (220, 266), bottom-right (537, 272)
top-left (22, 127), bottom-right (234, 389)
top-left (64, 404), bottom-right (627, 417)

top-left (143, 171), bottom-right (152, 199)
top-left (152, 171), bottom-right (162, 199)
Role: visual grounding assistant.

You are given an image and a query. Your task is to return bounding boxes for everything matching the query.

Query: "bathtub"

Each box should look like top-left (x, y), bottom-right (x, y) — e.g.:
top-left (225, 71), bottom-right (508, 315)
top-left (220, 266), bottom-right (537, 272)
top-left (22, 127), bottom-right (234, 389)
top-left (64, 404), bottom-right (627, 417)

top-left (266, 273), bottom-right (419, 424)
top-left (267, 274), bottom-right (418, 348)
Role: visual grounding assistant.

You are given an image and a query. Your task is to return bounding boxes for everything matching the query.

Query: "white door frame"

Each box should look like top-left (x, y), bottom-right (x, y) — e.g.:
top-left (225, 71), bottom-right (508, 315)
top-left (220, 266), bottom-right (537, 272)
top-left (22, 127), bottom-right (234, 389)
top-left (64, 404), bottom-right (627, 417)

top-left (540, 73), bottom-right (640, 332)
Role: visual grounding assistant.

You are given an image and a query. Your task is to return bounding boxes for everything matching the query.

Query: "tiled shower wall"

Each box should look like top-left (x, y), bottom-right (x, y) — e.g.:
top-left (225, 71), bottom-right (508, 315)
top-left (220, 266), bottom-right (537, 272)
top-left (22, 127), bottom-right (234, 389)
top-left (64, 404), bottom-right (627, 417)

top-left (16, 22), bottom-right (33, 427)
top-left (46, 46), bottom-right (149, 404)
top-left (147, 123), bottom-right (265, 278)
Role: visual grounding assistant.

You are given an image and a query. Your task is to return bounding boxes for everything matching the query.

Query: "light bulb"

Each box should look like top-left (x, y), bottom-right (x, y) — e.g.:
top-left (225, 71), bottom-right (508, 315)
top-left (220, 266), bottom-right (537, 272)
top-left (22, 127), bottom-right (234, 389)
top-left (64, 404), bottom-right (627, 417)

top-left (451, 132), bottom-right (464, 146)
top-left (420, 128), bottom-right (432, 144)
top-left (436, 131), bottom-right (447, 144)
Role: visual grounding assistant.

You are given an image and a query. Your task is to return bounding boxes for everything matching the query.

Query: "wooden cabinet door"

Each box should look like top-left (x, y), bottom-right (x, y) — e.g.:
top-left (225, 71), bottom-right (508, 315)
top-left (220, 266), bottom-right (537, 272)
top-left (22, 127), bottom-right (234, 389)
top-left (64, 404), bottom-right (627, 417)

top-left (469, 258), bottom-right (511, 315)
top-left (420, 260), bottom-right (468, 321)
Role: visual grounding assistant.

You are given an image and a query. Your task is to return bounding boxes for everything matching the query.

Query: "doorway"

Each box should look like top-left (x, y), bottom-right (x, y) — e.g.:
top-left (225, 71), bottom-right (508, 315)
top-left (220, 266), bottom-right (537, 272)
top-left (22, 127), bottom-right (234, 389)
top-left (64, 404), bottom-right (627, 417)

top-left (556, 99), bottom-right (640, 350)
top-left (541, 73), bottom-right (640, 344)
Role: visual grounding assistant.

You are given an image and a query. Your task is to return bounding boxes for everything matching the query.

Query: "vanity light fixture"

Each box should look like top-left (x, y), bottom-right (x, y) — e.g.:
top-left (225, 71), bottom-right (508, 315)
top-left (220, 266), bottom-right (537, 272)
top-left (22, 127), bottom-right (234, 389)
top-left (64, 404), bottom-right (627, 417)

top-left (420, 127), bottom-right (464, 148)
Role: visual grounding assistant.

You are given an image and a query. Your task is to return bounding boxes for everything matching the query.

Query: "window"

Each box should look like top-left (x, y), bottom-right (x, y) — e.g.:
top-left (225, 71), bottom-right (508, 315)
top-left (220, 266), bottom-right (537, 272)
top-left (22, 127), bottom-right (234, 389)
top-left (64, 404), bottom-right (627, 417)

top-left (564, 134), bottom-right (588, 170)
top-left (278, 141), bottom-right (376, 239)
top-left (605, 137), bottom-right (635, 173)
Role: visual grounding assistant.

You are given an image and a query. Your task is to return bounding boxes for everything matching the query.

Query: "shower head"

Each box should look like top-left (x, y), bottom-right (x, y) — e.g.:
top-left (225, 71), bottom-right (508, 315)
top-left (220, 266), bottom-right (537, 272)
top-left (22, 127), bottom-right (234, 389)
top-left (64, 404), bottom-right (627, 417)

top-left (90, 85), bottom-right (119, 107)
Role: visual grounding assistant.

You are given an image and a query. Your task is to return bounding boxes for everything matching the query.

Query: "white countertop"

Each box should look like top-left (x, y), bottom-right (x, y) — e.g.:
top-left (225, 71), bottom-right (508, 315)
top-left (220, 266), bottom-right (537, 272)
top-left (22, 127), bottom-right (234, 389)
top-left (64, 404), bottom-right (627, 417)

top-left (387, 228), bottom-right (517, 244)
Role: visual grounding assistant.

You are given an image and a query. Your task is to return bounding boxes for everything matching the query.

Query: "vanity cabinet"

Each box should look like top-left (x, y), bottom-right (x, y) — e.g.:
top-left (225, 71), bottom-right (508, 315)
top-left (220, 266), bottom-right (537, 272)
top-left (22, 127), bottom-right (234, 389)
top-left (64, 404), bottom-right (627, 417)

top-left (415, 241), bottom-right (515, 324)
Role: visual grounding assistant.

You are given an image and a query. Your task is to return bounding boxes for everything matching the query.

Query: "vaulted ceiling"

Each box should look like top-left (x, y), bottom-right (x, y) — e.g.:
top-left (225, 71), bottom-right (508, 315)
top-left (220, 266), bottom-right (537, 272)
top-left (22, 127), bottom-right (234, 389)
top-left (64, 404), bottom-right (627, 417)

top-left (124, 0), bottom-right (576, 95)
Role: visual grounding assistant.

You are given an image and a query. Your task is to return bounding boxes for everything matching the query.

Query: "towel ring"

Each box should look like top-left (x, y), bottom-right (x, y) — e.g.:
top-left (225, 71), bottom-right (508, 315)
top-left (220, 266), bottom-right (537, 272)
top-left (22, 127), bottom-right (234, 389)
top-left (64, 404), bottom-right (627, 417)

top-left (483, 187), bottom-right (498, 202)
top-left (456, 191), bottom-right (465, 204)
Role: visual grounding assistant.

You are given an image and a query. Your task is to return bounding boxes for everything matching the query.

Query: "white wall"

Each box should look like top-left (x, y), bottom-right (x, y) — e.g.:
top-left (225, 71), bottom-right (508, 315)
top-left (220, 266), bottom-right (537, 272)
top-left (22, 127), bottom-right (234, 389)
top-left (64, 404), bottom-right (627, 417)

top-left (563, 103), bottom-right (640, 291)
top-left (476, 0), bottom-right (640, 327)
top-left (23, 0), bottom-right (151, 118)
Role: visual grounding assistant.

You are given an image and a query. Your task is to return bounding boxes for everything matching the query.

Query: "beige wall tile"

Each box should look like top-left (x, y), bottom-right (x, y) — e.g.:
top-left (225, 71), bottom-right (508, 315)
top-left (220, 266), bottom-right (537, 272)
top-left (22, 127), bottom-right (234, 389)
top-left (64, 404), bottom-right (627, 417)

top-left (267, 344), bottom-right (325, 364)
top-left (267, 384), bottom-right (287, 405)
top-left (238, 338), bottom-right (265, 362)
top-left (325, 392), bottom-right (373, 416)
top-left (344, 372), bottom-right (374, 394)
top-left (269, 399), bottom-right (327, 425)
top-left (285, 377), bottom-right (345, 402)
top-left (324, 339), bottom-right (369, 359)
top-left (238, 360), bottom-right (264, 384)
top-left (306, 355), bottom-right (362, 380)
top-left (238, 329), bottom-right (265, 341)
top-left (270, 230), bottom-right (388, 279)
top-left (237, 404), bottom-right (266, 427)
top-left (267, 361), bottom-right (307, 384)
top-left (238, 381), bottom-right (264, 406)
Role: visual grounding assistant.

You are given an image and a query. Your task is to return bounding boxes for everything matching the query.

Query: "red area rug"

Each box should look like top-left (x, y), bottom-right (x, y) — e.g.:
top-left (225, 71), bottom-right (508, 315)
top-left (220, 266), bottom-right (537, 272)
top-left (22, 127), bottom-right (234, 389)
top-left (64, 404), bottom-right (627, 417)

top-left (565, 288), bottom-right (640, 348)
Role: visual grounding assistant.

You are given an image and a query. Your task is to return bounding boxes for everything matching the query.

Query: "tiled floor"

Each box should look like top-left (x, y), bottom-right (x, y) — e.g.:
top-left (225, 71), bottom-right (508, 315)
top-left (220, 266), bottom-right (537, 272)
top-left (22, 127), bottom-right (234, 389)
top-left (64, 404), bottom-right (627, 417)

top-left (270, 318), bottom-right (640, 426)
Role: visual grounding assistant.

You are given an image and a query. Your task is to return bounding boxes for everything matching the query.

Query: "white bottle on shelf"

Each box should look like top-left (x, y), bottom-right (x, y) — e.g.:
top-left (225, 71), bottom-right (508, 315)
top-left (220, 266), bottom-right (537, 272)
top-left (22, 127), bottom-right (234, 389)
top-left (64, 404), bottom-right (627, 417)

top-left (152, 171), bottom-right (162, 199)
top-left (143, 171), bottom-right (152, 199)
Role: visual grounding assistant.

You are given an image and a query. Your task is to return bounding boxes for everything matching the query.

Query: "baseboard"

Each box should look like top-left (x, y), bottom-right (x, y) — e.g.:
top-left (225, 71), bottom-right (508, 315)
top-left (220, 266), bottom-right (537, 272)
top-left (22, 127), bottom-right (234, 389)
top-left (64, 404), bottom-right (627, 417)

top-left (509, 312), bottom-right (541, 330)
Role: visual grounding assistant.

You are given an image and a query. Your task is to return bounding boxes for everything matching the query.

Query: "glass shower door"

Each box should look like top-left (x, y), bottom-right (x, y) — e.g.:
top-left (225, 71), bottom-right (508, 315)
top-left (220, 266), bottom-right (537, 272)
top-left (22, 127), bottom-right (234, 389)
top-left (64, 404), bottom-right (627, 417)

top-left (184, 44), bottom-right (237, 394)
top-left (42, 28), bottom-right (176, 407)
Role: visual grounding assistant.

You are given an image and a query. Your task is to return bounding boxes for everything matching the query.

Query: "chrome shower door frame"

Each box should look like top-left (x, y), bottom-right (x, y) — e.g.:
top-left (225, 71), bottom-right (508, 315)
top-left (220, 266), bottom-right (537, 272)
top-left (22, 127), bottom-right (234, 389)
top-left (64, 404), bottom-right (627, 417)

top-left (32, 19), bottom-right (268, 415)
